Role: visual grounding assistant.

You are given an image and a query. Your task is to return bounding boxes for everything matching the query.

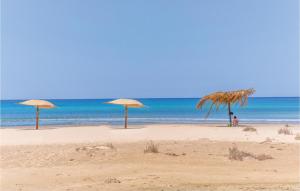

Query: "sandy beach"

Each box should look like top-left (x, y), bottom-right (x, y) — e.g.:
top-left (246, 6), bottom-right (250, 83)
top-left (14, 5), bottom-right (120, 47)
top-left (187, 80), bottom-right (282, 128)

top-left (1, 123), bottom-right (299, 191)
top-left (2, 0), bottom-right (299, 190)
top-left (1, 123), bottom-right (300, 145)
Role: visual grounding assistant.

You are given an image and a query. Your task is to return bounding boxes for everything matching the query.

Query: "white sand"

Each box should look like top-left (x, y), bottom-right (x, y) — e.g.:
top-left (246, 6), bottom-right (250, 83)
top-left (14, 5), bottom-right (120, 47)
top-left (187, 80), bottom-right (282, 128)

top-left (1, 123), bottom-right (299, 145)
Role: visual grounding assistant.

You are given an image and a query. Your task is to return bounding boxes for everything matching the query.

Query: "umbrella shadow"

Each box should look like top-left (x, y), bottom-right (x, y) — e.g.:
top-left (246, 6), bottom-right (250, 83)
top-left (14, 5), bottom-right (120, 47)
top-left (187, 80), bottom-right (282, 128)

top-left (16, 126), bottom-right (60, 131)
top-left (215, 124), bottom-right (254, 128)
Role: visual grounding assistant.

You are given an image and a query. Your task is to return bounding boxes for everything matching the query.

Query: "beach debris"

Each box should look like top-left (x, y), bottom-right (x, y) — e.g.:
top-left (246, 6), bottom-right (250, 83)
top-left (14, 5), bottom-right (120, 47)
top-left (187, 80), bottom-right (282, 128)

top-left (278, 127), bottom-right (293, 135)
top-left (144, 141), bottom-right (159, 153)
top-left (243, 127), bottom-right (257, 132)
top-left (75, 144), bottom-right (116, 158)
top-left (165, 152), bottom-right (179, 156)
top-left (75, 144), bottom-right (115, 152)
top-left (164, 152), bottom-right (186, 157)
top-left (228, 146), bottom-right (273, 161)
top-left (104, 177), bottom-right (121, 184)
top-left (255, 154), bottom-right (273, 161)
top-left (294, 134), bottom-right (300, 140)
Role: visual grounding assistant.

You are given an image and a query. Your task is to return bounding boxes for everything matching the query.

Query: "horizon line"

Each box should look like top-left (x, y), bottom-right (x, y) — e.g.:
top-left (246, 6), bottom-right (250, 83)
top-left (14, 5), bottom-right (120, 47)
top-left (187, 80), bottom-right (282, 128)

top-left (1, 96), bottom-right (300, 101)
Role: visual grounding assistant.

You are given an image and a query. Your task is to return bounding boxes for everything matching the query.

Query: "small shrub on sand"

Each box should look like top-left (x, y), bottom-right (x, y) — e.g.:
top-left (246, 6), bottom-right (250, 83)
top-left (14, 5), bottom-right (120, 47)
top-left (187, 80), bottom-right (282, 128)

top-left (278, 127), bottom-right (293, 135)
top-left (144, 141), bottom-right (159, 153)
top-left (228, 146), bottom-right (252, 161)
top-left (243, 127), bottom-right (257, 132)
top-left (228, 146), bottom-right (273, 161)
top-left (295, 134), bottom-right (300, 140)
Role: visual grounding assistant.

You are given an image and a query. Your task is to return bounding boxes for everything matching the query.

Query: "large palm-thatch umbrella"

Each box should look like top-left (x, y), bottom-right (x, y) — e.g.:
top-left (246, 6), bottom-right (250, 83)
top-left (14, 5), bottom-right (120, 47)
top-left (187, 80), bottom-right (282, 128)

top-left (19, 99), bottom-right (55, 130)
top-left (106, 99), bottom-right (144, 129)
top-left (196, 89), bottom-right (255, 126)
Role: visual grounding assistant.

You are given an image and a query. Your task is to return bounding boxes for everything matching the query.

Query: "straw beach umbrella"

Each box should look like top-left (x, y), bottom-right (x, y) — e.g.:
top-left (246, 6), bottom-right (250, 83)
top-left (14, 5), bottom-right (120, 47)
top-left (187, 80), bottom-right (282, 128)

top-left (106, 99), bottom-right (144, 129)
top-left (196, 89), bottom-right (255, 126)
top-left (19, 99), bottom-right (55, 130)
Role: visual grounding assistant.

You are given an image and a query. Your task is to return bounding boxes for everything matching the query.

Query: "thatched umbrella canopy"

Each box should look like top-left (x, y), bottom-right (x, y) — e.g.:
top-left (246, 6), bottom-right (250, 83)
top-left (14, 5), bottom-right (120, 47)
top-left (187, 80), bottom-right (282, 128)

top-left (19, 99), bottom-right (55, 130)
top-left (196, 89), bottom-right (255, 126)
top-left (106, 99), bottom-right (144, 129)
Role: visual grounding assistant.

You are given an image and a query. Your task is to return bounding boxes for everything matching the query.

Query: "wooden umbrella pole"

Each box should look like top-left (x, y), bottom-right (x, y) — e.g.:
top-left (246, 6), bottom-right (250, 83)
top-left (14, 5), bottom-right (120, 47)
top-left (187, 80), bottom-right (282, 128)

top-left (124, 106), bottom-right (128, 129)
top-left (36, 107), bottom-right (40, 130)
top-left (228, 103), bottom-right (232, 127)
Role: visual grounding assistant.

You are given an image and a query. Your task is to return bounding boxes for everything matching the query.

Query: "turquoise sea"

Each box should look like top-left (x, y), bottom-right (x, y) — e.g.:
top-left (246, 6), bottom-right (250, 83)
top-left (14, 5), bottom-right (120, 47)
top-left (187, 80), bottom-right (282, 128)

top-left (1, 98), bottom-right (299, 127)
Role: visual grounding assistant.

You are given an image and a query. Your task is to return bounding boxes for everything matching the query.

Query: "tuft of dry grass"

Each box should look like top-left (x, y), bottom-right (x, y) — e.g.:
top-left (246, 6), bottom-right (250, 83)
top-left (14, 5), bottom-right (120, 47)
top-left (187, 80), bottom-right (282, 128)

top-left (243, 127), bottom-right (257, 132)
top-left (104, 177), bottom-right (121, 184)
top-left (144, 141), bottom-right (159, 153)
top-left (295, 134), bottom-right (300, 140)
top-left (228, 146), bottom-right (273, 161)
top-left (228, 146), bottom-right (252, 161)
top-left (278, 127), bottom-right (293, 135)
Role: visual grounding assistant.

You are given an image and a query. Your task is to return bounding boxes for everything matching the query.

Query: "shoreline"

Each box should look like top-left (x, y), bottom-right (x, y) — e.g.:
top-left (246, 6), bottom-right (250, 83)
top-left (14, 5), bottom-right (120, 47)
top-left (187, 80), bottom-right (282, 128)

top-left (1, 121), bottom-right (299, 129)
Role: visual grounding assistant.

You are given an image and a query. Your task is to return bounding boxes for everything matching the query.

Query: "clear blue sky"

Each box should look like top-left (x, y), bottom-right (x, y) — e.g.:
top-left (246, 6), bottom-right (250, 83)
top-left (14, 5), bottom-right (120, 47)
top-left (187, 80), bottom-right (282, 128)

top-left (1, 0), bottom-right (299, 99)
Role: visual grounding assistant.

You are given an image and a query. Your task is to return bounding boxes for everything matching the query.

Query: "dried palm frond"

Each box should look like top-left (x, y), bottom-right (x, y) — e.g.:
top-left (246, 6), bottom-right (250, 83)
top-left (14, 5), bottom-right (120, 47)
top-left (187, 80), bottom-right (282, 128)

top-left (196, 89), bottom-right (255, 119)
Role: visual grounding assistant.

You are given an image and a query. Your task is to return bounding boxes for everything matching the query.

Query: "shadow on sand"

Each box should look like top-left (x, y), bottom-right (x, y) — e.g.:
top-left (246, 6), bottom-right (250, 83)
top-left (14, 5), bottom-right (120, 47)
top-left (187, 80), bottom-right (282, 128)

top-left (109, 125), bottom-right (146, 130)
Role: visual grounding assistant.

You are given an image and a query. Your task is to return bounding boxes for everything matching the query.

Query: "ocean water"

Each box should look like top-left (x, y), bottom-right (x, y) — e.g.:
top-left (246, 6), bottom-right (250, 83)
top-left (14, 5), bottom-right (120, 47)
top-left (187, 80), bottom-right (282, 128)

top-left (0, 98), bottom-right (299, 127)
